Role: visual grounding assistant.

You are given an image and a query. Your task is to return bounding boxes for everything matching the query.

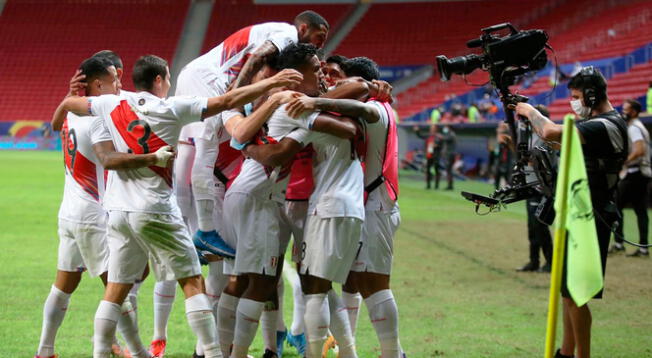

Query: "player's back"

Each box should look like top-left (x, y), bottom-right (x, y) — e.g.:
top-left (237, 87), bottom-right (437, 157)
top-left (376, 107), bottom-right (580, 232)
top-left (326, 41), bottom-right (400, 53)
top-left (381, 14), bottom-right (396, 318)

top-left (363, 100), bottom-right (398, 211)
top-left (58, 114), bottom-right (106, 223)
top-left (90, 92), bottom-right (207, 214)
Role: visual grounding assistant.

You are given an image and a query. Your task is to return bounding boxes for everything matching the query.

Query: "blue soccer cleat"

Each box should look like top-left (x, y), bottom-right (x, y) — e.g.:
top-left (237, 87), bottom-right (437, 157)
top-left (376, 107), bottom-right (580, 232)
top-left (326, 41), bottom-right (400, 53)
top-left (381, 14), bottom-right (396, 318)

top-left (287, 332), bottom-right (306, 356)
top-left (276, 329), bottom-right (287, 356)
top-left (193, 230), bottom-right (235, 259)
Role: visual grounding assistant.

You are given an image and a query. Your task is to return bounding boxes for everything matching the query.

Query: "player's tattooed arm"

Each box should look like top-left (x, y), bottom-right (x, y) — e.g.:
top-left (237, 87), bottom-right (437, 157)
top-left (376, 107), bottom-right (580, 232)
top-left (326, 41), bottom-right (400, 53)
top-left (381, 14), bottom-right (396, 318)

top-left (203, 69), bottom-right (302, 119)
top-left (243, 137), bottom-right (304, 167)
top-left (52, 96), bottom-right (92, 131)
top-left (92, 141), bottom-right (174, 170)
top-left (233, 41), bottom-right (280, 89)
top-left (226, 90), bottom-right (302, 143)
top-left (514, 102), bottom-right (563, 142)
top-left (286, 96), bottom-right (380, 123)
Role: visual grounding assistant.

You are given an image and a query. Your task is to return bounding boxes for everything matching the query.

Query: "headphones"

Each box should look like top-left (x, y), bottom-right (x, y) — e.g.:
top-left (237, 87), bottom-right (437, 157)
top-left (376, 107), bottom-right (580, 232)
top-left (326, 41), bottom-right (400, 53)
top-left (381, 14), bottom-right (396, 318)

top-left (576, 66), bottom-right (607, 108)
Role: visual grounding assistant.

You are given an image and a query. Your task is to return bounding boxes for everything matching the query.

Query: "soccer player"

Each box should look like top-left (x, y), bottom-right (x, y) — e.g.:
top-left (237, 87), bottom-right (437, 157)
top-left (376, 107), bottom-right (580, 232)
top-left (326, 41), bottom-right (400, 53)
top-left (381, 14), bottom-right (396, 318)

top-left (38, 56), bottom-right (174, 358)
top-left (322, 55), bottom-right (348, 87)
top-left (52, 54), bottom-right (302, 358)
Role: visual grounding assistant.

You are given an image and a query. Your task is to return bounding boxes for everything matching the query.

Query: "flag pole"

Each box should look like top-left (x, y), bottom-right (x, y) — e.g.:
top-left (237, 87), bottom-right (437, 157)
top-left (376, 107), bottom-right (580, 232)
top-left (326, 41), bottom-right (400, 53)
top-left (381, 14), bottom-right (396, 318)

top-left (543, 117), bottom-right (575, 358)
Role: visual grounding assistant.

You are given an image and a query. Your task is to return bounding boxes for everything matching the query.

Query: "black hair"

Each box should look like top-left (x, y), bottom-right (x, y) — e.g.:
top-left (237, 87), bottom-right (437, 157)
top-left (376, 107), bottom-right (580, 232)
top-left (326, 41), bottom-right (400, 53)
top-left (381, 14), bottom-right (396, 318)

top-left (132, 55), bottom-right (168, 91)
top-left (342, 56), bottom-right (380, 81)
top-left (568, 66), bottom-right (607, 107)
top-left (295, 10), bottom-right (329, 30)
top-left (326, 55), bottom-right (348, 66)
top-left (277, 43), bottom-right (318, 70)
top-left (93, 50), bottom-right (123, 70)
top-left (79, 56), bottom-right (113, 83)
top-left (624, 99), bottom-right (642, 114)
top-left (534, 104), bottom-right (550, 118)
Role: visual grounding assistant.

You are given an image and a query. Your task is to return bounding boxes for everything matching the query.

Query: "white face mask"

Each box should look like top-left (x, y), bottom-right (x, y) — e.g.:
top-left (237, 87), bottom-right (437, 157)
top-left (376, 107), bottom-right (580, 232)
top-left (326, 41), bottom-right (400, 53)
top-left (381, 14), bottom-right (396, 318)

top-left (570, 99), bottom-right (591, 118)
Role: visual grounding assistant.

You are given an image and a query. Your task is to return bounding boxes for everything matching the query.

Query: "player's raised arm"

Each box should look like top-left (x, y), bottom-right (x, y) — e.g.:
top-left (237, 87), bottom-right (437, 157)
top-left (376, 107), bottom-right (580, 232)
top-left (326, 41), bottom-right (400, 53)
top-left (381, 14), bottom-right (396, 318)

top-left (232, 40), bottom-right (280, 89)
top-left (202, 69), bottom-right (302, 119)
top-left (51, 96), bottom-right (92, 131)
top-left (287, 96), bottom-right (380, 123)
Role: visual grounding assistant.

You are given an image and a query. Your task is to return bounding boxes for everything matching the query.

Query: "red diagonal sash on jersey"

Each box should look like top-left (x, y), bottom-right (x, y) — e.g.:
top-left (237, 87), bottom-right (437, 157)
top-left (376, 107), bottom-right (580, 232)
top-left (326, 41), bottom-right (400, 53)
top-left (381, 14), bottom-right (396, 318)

top-left (62, 119), bottom-right (100, 201)
top-left (110, 100), bottom-right (173, 187)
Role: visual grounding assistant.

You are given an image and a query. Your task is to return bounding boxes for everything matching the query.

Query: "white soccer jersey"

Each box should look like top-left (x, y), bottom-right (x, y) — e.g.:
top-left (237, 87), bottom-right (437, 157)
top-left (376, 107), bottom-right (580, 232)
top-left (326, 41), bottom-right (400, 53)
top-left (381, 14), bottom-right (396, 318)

top-left (189, 22), bottom-right (298, 89)
top-left (58, 113), bottom-right (111, 224)
top-left (364, 100), bottom-right (396, 212)
top-left (226, 105), bottom-right (315, 202)
top-left (89, 92), bottom-right (208, 214)
top-left (305, 128), bottom-right (365, 220)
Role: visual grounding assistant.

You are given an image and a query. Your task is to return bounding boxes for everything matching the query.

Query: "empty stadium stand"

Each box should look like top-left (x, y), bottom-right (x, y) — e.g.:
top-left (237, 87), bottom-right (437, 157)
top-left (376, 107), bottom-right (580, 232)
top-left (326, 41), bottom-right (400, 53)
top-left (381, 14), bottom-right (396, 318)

top-left (0, 0), bottom-right (189, 122)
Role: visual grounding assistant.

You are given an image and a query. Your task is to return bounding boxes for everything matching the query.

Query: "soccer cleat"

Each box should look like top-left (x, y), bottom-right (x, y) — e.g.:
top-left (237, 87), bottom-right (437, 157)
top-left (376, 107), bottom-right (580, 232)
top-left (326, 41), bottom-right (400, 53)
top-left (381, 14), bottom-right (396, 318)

top-left (262, 349), bottom-right (278, 358)
top-left (276, 329), bottom-right (287, 356)
top-left (322, 335), bottom-right (337, 358)
top-left (287, 332), bottom-right (307, 356)
top-left (193, 230), bottom-right (235, 259)
top-left (191, 351), bottom-right (204, 358)
top-left (608, 243), bottom-right (625, 254)
top-left (627, 249), bottom-right (649, 257)
top-left (554, 348), bottom-right (574, 358)
top-left (149, 339), bottom-right (166, 358)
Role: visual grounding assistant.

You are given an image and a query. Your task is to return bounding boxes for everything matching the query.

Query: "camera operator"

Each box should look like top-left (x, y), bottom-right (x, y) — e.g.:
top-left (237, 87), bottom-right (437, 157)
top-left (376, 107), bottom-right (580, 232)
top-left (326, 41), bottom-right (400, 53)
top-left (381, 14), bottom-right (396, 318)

top-left (610, 99), bottom-right (650, 256)
top-left (514, 67), bottom-right (628, 358)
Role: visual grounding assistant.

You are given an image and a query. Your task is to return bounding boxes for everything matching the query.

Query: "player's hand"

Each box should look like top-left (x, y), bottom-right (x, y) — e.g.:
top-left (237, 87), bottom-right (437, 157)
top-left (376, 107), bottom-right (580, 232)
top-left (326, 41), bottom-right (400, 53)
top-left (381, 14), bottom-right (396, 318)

top-left (270, 90), bottom-right (302, 104)
top-left (372, 80), bottom-right (393, 103)
top-left (512, 102), bottom-right (536, 120)
top-left (270, 69), bottom-right (303, 88)
top-left (67, 69), bottom-right (86, 97)
top-left (153, 145), bottom-right (175, 167)
top-left (286, 95), bottom-right (316, 118)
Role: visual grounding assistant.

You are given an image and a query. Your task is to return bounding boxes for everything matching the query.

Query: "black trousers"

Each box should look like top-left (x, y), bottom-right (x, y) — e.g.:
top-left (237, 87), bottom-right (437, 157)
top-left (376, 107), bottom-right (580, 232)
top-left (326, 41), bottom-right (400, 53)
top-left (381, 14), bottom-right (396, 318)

top-left (615, 171), bottom-right (650, 246)
top-left (426, 155), bottom-right (442, 188)
top-left (526, 197), bottom-right (553, 265)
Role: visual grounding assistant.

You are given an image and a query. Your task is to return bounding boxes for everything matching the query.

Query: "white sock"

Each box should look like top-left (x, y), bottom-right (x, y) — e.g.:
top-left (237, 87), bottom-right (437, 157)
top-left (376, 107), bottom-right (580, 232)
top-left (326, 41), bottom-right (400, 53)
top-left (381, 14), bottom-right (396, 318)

top-left (342, 291), bottom-right (362, 336)
top-left (205, 261), bottom-right (227, 315)
top-left (289, 272), bottom-right (305, 336)
top-left (232, 298), bottom-right (265, 354)
top-left (186, 294), bottom-right (221, 358)
top-left (37, 285), bottom-right (71, 357)
top-left (217, 292), bottom-right (239, 357)
top-left (94, 300), bottom-right (121, 357)
top-left (127, 281), bottom-right (142, 326)
top-left (117, 301), bottom-right (149, 358)
top-left (304, 293), bottom-right (329, 358)
top-left (197, 199), bottom-right (215, 232)
top-left (327, 290), bottom-right (357, 358)
top-left (260, 305), bottom-right (278, 352)
top-left (365, 290), bottom-right (400, 358)
top-left (153, 280), bottom-right (177, 341)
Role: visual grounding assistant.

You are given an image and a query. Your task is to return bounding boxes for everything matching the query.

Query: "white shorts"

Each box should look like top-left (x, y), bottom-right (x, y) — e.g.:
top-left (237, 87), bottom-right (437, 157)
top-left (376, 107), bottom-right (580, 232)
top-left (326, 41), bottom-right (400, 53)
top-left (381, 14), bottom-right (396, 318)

top-left (57, 218), bottom-right (108, 277)
top-left (351, 208), bottom-right (401, 275)
top-left (283, 200), bottom-right (309, 263)
top-left (223, 192), bottom-right (284, 277)
top-left (299, 214), bottom-right (363, 284)
top-left (107, 211), bottom-right (202, 284)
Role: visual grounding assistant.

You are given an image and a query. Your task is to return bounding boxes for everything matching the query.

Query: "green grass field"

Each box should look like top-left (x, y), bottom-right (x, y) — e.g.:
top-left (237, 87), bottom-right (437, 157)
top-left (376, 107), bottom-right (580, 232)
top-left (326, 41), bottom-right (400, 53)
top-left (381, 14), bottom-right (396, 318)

top-left (1, 151), bottom-right (651, 358)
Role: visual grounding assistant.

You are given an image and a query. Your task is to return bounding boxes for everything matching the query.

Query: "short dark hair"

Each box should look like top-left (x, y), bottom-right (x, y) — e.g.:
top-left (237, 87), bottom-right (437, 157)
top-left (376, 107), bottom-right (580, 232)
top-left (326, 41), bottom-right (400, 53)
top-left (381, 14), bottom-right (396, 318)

top-left (277, 43), bottom-right (318, 71)
top-left (294, 10), bottom-right (329, 30)
top-left (342, 56), bottom-right (380, 81)
top-left (326, 55), bottom-right (348, 67)
top-left (132, 55), bottom-right (168, 91)
top-left (624, 99), bottom-right (642, 114)
top-left (568, 66), bottom-right (607, 107)
top-left (93, 50), bottom-right (123, 70)
top-left (534, 104), bottom-right (550, 118)
top-left (79, 56), bottom-right (113, 83)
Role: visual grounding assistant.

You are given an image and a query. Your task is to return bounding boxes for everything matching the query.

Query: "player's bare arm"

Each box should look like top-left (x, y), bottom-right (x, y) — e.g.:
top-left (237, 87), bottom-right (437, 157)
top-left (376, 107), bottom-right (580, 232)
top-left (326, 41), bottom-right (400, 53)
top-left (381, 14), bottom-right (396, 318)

top-left (226, 90), bottom-right (302, 143)
top-left (311, 114), bottom-right (358, 139)
top-left (51, 96), bottom-right (93, 131)
top-left (232, 40), bottom-right (280, 89)
top-left (325, 77), bottom-right (393, 102)
top-left (242, 137), bottom-right (304, 168)
top-left (286, 96), bottom-right (380, 123)
top-left (203, 68), bottom-right (302, 119)
top-left (92, 141), bottom-right (174, 170)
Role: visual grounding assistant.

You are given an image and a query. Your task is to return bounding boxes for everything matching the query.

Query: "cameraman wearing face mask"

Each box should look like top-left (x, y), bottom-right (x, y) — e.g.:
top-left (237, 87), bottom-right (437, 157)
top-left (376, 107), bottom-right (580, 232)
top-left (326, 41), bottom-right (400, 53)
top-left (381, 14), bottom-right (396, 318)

top-left (610, 99), bottom-right (650, 256)
top-left (514, 66), bottom-right (628, 358)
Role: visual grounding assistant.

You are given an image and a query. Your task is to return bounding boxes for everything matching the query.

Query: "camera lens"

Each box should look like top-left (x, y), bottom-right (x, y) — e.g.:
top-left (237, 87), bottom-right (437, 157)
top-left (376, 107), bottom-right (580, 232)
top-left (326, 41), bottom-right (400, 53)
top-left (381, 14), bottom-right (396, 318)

top-left (436, 54), bottom-right (483, 81)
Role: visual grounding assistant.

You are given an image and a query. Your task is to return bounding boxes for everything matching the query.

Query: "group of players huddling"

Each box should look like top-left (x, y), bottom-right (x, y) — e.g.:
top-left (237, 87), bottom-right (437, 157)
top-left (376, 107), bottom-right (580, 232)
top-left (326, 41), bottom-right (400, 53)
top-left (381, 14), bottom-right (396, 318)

top-left (36, 10), bottom-right (404, 358)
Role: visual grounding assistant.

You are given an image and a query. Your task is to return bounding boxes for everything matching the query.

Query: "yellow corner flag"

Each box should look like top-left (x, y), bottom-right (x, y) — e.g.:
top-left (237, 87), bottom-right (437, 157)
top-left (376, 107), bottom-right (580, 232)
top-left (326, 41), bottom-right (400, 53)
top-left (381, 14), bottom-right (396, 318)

top-left (543, 117), bottom-right (603, 358)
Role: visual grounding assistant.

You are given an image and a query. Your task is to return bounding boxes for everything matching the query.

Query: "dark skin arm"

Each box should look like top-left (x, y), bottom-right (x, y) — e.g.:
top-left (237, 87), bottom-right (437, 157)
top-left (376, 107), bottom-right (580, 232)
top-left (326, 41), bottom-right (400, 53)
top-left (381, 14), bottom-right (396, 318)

top-left (92, 141), bottom-right (173, 170)
top-left (243, 137), bottom-right (304, 168)
top-left (232, 41), bottom-right (279, 89)
top-left (311, 114), bottom-right (358, 139)
top-left (286, 97), bottom-right (380, 123)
